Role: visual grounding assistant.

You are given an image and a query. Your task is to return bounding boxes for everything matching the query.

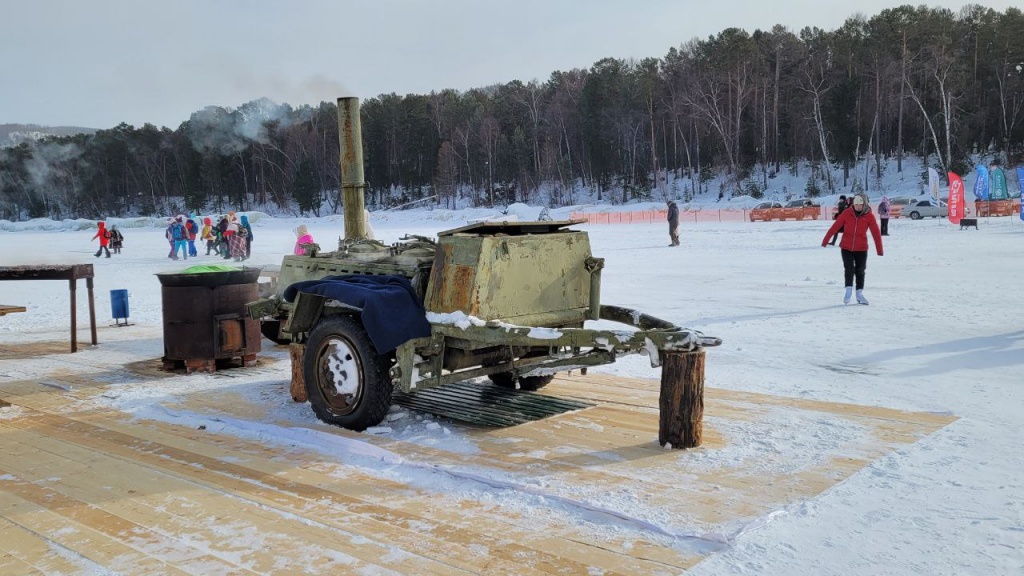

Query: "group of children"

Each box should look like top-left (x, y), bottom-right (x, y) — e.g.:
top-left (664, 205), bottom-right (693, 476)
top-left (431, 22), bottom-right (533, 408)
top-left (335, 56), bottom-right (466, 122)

top-left (91, 222), bottom-right (124, 257)
top-left (164, 212), bottom-right (254, 261)
top-left (91, 211), bottom-right (369, 262)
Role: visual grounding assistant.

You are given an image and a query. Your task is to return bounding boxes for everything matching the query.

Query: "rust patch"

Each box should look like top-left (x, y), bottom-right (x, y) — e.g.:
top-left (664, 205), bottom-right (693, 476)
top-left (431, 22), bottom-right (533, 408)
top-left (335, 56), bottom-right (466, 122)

top-left (427, 245), bottom-right (479, 316)
top-left (430, 265), bottom-right (478, 315)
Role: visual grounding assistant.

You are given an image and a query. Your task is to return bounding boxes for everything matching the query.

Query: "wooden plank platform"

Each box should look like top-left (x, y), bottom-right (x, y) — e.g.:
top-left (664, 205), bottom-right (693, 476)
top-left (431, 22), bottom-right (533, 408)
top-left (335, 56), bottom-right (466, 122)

top-left (0, 351), bottom-right (956, 575)
top-left (0, 305), bottom-right (27, 317)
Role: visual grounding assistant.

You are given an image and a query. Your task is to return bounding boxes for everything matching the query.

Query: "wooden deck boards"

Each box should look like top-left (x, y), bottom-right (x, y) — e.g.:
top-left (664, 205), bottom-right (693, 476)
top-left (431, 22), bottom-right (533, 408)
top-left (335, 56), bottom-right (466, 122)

top-left (0, 343), bottom-right (956, 575)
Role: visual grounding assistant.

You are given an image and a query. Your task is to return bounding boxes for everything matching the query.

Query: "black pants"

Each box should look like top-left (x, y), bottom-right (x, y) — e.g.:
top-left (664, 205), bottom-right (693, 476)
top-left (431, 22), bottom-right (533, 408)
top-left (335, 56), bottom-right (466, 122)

top-left (841, 249), bottom-right (868, 290)
top-left (880, 218), bottom-right (889, 235)
top-left (95, 246), bottom-right (110, 257)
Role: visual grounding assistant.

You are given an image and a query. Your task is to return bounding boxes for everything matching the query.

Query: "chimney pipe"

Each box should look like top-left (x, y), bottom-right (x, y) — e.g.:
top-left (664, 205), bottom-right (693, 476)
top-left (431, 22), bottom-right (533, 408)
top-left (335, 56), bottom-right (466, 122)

top-left (337, 97), bottom-right (366, 240)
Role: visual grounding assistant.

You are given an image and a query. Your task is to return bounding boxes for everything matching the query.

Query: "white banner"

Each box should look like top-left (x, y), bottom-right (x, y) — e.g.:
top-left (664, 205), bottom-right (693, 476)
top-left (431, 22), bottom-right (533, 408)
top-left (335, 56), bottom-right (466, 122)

top-left (928, 168), bottom-right (941, 205)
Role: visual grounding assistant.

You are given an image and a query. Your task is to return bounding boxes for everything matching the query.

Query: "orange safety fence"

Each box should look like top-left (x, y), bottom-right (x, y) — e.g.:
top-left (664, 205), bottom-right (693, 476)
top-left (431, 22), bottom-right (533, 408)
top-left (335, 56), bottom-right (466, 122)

top-left (570, 207), bottom-right (831, 224)
top-left (572, 202), bottom-right (1024, 224)
top-left (975, 199), bottom-right (1021, 217)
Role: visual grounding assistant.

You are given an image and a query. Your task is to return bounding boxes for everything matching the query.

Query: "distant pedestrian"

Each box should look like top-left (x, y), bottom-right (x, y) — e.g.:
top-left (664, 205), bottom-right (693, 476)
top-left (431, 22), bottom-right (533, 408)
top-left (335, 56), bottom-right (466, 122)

top-left (821, 193), bottom-right (883, 305)
top-left (169, 215), bottom-right (189, 260)
top-left (92, 221), bottom-right (111, 258)
top-left (225, 215), bottom-right (245, 260)
top-left (201, 217), bottom-right (216, 255)
top-left (877, 196), bottom-right (890, 236)
top-left (185, 214), bottom-right (199, 257)
top-left (240, 214), bottom-right (254, 259)
top-left (215, 216), bottom-right (229, 257)
top-left (164, 217), bottom-right (175, 258)
top-left (108, 225), bottom-right (124, 254)
top-left (294, 224), bottom-right (316, 255)
top-left (828, 195), bottom-right (849, 246)
top-left (666, 200), bottom-right (680, 246)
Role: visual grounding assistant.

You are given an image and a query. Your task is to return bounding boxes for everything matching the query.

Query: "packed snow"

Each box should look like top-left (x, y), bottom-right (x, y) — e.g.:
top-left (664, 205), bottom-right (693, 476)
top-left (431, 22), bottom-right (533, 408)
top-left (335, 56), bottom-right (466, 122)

top-left (1, 168), bottom-right (1023, 574)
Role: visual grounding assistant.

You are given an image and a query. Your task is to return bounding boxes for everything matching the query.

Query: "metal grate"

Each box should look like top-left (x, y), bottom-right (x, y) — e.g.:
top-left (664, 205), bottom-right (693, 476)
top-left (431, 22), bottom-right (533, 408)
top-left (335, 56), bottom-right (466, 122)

top-left (393, 380), bottom-right (593, 427)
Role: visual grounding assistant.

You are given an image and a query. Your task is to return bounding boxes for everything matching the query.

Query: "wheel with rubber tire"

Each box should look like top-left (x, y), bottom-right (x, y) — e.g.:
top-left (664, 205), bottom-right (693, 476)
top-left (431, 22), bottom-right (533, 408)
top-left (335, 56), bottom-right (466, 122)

top-left (910, 211), bottom-right (922, 220)
top-left (303, 314), bottom-right (392, 431)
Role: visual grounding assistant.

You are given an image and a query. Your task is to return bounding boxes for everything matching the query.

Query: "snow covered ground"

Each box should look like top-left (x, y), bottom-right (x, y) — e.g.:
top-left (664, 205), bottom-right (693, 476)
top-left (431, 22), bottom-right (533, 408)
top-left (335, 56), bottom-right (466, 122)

top-left (1, 202), bottom-right (1023, 575)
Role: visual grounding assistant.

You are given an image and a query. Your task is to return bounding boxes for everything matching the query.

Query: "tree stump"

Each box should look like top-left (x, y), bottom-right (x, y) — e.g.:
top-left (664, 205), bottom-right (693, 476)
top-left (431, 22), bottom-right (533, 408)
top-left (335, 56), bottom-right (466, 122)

top-left (658, 349), bottom-right (705, 449)
top-left (289, 344), bottom-right (307, 403)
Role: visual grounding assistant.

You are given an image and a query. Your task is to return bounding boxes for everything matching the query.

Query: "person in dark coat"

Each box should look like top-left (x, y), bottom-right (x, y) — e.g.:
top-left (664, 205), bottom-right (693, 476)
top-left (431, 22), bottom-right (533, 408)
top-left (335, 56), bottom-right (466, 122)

top-left (829, 195), bottom-right (849, 245)
top-left (108, 225), bottom-right (124, 254)
top-left (821, 193), bottom-right (884, 305)
top-left (877, 196), bottom-right (890, 236)
top-left (215, 216), bottom-right (229, 257)
top-left (666, 200), bottom-right (680, 246)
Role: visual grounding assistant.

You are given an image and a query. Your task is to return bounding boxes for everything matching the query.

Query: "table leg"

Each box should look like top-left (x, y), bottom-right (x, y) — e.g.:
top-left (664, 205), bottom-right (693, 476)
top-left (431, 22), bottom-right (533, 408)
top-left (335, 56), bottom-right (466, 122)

top-left (87, 277), bottom-right (97, 345)
top-left (69, 279), bottom-right (78, 353)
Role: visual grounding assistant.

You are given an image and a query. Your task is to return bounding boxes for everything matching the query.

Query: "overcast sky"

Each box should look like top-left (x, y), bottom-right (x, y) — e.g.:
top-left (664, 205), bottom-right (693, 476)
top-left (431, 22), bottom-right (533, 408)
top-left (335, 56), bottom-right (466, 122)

top-left (1, 0), bottom-right (1015, 129)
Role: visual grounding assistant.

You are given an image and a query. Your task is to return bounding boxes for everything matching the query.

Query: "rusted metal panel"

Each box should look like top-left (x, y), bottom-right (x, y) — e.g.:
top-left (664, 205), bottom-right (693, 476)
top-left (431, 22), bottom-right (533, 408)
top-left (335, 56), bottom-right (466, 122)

top-left (218, 318), bottom-right (245, 354)
top-left (427, 261), bottom-right (478, 316)
top-left (425, 229), bottom-right (592, 325)
top-left (161, 280), bottom-right (261, 363)
top-left (0, 264), bottom-right (94, 281)
top-left (282, 292), bottom-right (327, 334)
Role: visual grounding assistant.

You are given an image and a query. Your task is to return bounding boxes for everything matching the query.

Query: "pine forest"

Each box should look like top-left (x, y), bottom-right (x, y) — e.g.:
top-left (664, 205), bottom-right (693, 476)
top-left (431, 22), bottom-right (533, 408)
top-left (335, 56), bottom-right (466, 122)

top-left (1, 4), bottom-right (1022, 220)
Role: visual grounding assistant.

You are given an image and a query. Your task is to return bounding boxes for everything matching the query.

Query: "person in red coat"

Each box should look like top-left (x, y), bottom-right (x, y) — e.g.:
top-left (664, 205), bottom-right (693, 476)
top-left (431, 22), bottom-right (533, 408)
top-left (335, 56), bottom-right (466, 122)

top-left (821, 193), bottom-right (883, 305)
top-left (91, 221), bottom-right (111, 258)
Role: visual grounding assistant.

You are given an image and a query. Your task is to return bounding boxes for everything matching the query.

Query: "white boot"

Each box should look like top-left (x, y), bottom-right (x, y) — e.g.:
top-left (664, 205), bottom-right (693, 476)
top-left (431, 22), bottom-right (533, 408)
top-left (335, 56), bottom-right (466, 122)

top-left (856, 289), bottom-right (869, 305)
top-left (843, 287), bottom-right (853, 304)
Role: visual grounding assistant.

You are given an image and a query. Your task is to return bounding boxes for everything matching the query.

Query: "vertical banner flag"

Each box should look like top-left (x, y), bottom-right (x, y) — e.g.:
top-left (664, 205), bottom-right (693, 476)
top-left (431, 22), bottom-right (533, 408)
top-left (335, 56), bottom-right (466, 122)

top-left (974, 164), bottom-right (990, 201)
top-left (1017, 167), bottom-right (1024, 221)
top-left (990, 167), bottom-right (1008, 200)
top-left (948, 172), bottom-right (965, 224)
top-left (928, 167), bottom-right (941, 205)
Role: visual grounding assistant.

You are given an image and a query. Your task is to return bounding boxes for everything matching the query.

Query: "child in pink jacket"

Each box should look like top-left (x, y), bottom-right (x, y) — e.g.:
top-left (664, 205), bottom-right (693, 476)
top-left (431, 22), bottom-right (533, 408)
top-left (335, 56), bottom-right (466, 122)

top-left (294, 224), bottom-right (315, 255)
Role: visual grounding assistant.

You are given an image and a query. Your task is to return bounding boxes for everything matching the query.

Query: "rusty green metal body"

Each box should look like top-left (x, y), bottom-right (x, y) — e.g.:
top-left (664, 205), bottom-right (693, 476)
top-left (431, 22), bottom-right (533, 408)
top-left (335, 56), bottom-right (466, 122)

top-left (246, 96), bottom-right (720, 431)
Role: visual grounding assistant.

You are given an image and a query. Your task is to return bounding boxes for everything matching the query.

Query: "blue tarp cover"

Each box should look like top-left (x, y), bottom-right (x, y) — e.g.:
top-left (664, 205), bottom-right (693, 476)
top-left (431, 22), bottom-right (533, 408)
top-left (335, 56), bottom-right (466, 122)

top-left (282, 274), bottom-right (431, 354)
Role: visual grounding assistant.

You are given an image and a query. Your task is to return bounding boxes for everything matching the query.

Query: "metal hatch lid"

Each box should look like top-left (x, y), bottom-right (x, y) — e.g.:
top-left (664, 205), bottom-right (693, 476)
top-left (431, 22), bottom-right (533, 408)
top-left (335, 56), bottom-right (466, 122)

top-left (437, 219), bottom-right (587, 237)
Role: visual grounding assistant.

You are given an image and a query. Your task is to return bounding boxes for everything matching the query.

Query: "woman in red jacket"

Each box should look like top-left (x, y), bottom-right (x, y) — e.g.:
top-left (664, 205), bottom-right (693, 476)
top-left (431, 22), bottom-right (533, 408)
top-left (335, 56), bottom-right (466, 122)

top-left (821, 193), bottom-right (883, 305)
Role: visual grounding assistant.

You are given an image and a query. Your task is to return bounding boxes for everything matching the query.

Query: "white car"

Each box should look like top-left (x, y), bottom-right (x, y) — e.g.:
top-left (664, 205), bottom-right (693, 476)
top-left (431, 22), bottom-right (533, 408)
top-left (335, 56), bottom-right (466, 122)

top-left (903, 199), bottom-right (948, 219)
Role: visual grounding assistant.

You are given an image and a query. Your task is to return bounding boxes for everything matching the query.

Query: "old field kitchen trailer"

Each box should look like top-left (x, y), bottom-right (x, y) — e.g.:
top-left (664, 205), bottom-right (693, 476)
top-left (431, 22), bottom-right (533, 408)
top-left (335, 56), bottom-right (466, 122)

top-left (248, 97), bottom-right (720, 446)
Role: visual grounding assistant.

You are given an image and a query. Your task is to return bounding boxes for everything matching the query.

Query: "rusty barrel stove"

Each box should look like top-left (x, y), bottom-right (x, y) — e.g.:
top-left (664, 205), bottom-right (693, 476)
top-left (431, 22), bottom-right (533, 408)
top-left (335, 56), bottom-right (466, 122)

top-left (157, 268), bottom-right (262, 373)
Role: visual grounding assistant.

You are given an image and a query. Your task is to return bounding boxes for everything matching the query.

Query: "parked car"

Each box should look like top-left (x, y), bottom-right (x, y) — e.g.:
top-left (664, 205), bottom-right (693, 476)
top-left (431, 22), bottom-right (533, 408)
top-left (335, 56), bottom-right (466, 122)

top-left (781, 199), bottom-right (822, 220)
top-left (903, 198), bottom-right (948, 219)
top-left (749, 201), bottom-right (784, 222)
top-left (886, 197), bottom-right (913, 219)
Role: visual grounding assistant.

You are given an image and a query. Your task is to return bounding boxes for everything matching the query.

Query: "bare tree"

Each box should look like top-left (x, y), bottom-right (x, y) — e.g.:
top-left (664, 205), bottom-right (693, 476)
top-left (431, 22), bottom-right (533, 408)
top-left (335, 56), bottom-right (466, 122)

top-left (904, 45), bottom-right (965, 175)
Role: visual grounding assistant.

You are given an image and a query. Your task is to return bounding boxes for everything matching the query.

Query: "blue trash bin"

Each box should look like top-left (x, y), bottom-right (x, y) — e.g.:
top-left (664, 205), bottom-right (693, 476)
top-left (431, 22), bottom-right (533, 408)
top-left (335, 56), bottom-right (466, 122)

top-left (110, 289), bottom-right (129, 324)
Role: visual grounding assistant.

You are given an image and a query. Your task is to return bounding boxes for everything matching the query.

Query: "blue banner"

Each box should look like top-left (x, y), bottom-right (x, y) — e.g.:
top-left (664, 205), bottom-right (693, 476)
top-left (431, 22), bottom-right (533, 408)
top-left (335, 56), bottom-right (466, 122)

top-left (991, 168), bottom-right (1008, 200)
top-left (974, 165), bottom-right (990, 201)
top-left (1018, 167), bottom-right (1024, 221)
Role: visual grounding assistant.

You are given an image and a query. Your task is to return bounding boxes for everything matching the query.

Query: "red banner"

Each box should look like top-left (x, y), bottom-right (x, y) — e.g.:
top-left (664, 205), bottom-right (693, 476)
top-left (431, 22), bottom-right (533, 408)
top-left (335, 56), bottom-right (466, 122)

top-left (948, 172), bottom-right (965, 224)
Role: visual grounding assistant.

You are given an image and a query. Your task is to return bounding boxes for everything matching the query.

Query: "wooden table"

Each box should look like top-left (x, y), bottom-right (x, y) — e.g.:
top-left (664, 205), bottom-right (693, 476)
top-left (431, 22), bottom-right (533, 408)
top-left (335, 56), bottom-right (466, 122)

top-left (0, 264), bottom-right (97, 352)
top-left (0, 305), bottom-right (27, 317)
